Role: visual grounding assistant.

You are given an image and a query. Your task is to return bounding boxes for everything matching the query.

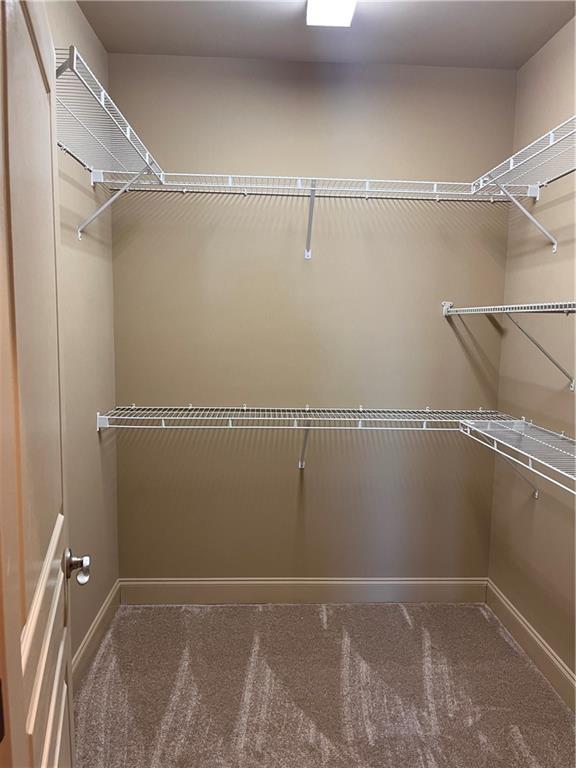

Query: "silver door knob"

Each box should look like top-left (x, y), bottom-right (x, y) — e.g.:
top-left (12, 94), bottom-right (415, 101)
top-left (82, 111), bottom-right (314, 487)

top-left (63, 548), bottom-right (91, 585)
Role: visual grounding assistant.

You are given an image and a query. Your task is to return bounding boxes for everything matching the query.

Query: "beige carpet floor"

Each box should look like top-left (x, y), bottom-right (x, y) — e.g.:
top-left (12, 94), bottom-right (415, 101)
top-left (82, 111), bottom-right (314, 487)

top-left (74, 603), bottom-right (574, 767)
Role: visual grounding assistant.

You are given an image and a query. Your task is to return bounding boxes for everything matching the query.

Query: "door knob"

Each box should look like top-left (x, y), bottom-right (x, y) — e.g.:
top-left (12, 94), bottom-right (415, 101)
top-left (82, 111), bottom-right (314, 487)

top-left (63, 548), bottom-right (91, 585)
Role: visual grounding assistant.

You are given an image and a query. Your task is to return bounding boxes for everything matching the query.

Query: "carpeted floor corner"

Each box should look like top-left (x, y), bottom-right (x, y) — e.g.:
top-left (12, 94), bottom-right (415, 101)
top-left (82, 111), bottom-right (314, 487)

top-left (74, 603), bottom-right (575, 767)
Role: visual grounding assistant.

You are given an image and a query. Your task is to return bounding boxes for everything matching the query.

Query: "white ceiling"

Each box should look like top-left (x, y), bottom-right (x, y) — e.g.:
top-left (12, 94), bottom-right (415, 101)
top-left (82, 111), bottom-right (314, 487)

top-left (79, 0), bottom-right (575, 68)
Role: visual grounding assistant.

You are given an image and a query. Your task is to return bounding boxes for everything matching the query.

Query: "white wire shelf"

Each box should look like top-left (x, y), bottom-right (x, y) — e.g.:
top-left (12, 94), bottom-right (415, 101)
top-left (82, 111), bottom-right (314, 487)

top-left (473, 115), bottom-right (576, 194)
top-left (442, 301), bottom-right (575, 390)
top-left (96, 406), bottom-right (507, 431)
top-left (90, 117), bottom-right (576, 200)
top-left (461, 419), bottom-right (575, 495)
top-left (54, 45), bottom-right (576, 247)
top-left (91, 172), bottom-right (530, 201)
top-left (96, 406), bottom-right (575, 493)
top-left (85, 116), bottom-right (576, 203)
top-left (442, 301), bottom-right (576, 316)
top-left (55, 46), bottom-right (162, 177)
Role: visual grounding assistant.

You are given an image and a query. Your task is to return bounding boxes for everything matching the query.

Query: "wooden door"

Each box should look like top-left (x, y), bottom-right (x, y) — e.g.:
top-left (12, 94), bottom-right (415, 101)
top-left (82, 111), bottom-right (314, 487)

top-left (0, 1), bottom-right (74, 766)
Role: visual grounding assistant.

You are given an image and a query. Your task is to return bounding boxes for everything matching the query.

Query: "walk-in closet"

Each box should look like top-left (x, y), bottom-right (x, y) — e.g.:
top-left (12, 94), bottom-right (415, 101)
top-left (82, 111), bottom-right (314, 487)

top-left (1, 1), bottom-right (575, 766)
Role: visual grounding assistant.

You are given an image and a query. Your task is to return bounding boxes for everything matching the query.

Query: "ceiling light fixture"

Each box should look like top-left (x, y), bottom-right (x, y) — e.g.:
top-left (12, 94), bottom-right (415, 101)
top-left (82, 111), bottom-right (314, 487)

top-left (306, 0), bottom-right (358, 28)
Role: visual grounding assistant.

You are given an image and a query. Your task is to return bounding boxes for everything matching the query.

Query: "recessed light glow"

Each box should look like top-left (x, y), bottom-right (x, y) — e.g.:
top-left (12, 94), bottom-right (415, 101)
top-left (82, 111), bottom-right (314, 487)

top-left (306, 0), bottom-right (358, 27)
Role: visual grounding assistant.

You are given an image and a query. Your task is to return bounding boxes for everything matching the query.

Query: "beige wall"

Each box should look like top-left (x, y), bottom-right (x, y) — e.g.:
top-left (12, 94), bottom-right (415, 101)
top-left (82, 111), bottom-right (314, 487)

top-left (43, 5), bottom-right (575, 693)
top-left (46, 2), bottom-right (118, 655)
top-left (108, 54), bottom-right (516, 581)
top-left (489, 19), bottom-right (575, 671)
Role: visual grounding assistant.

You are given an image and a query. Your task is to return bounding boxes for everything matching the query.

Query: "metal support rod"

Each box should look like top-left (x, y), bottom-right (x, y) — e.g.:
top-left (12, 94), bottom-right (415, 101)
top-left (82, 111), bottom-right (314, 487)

top-left (494, 181), bottom-right (558, 253)
top-left (298, 429), bottom-right (311, 469)
top-left (500, 455), bottom-right (539, 499)
top-left (505, 313), bottom-right (575, 391)
top-left (77, 166), bottom-right (149, 239)
top-left (304, 180), bottom-right (316, 260)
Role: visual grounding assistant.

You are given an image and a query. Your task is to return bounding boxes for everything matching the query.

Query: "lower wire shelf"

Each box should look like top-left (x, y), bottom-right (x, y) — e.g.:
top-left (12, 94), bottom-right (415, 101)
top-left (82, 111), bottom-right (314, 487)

top-left (97, 405), bottom-right (575, 494)
top-left (461, 419), bottom-right (576, 495)
top-left (97, 406), bottom-right (507, 431)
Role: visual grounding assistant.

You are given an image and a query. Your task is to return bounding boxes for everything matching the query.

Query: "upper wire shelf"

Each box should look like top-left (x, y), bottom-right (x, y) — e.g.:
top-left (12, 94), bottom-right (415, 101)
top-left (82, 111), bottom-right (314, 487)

top-left (55, 45), bottom-right (575, 247)
top-left (473, 115), bottom-right (576, 194)
top-left (56, 47), bottom-right (574, 204)
top-left (92, 172), bottom-right (529, 202)
top-left (55, 47), bottom-right (163, 178)
top-left (93, 113), bottom-right (575, 200)
top-left (442, 301), bottom-right (576, 316)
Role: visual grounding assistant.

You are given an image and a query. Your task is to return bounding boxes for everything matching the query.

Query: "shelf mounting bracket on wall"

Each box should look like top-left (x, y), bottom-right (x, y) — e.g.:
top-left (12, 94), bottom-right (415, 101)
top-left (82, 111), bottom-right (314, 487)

top-left (77, 165), bottom-right (150, 239)
top-left (298, 428), bottom-right (311, 469)
top-left (491, 179), bottom-right (558, 253)
top-left (304, 179), bottom-right (316, 260)
top-left (499, 455), bottom-right (540, 499)
top-left (504, 312), bottom-right (575, 391)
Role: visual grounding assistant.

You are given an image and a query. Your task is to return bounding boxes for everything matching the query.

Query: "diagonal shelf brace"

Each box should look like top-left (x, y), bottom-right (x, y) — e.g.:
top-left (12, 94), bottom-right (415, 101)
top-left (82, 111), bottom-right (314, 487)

top-left (494, 180), bottom-right (558, 253)
top-left (304, 180), bottom-right (316, 260)
top-left (77, 166), bottom-right (149, 239)
top-left (505, 313), bottom-right (575, 391)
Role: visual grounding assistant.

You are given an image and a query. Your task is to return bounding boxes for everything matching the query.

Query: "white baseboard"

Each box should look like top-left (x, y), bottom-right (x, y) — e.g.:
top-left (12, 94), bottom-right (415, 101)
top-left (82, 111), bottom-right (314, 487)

top-left (119, 576), bottom-right (487, 605)
top-left (73, 577), bottom-right (573, 711)
top-left (487, 579), bottom-right (575, 709)
top-left (72, 580), bottom-right (120, 689)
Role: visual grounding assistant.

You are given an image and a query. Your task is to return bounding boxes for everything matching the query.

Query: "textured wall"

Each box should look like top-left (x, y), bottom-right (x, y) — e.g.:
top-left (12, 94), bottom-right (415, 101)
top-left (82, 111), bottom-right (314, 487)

top-left (46, 2), bottom-right (118, 655)
top-left (108, 55), bottom-right (517, 583)
top-left (489, 19), bottom-right (575, 670)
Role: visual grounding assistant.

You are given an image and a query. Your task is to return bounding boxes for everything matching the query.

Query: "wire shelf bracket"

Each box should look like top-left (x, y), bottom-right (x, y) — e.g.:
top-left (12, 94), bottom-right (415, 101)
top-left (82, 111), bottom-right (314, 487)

top-left (499, 454), bottom-right (540, 500)
top-left (442, 301), bottom-right (576, 391)
top-left (493, 179), bottom-right (558, 252)
top-left (304, 180), bottom-right (316, 260)
top-left (298, 428), bottom-right (311, 469)
top-left (77, 165), bottom-right (150, 239)
top-left (506, 313), bottom-right (575, 391)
